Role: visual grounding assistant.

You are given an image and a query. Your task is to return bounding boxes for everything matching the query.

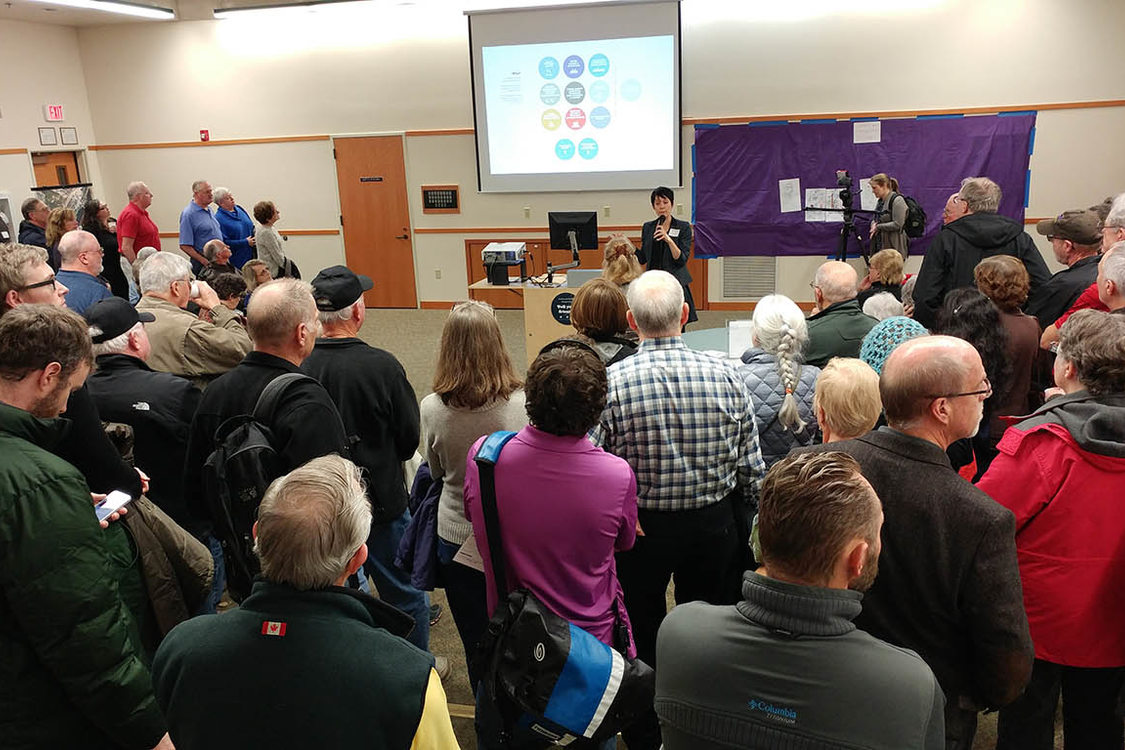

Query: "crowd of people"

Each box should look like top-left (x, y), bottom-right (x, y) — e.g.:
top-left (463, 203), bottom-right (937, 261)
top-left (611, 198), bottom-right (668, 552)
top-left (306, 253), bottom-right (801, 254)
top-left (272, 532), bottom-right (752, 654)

top-left (0, 175), bottom-right (1123, 750)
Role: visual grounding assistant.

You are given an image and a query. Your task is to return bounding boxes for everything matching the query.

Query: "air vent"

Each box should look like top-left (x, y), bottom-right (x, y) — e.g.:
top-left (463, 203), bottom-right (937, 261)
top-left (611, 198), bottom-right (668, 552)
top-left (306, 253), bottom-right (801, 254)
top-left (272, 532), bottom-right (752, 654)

top-left (722, 256), bottom-right (777, 300)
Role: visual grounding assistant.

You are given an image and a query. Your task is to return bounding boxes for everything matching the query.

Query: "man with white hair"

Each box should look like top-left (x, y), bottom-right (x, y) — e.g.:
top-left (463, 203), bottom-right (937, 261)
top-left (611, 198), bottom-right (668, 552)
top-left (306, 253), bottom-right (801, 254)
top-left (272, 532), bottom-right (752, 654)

top-left (136, 251), bottom-right (251, 383)
top-left (805, 260), bottom-right (878, 368)
top-left (1097, 241), bottom-right (1125, 313)
top-left (795, 336), bottom-right (1033, 748)
top-left (117, 181), bottom-right (159, 263)
top-left (178, 179), bottom-right (221, 274)
top-left (913, 177), bottom-right (1050, 328)
top-left (300, 266), bottom-right (430, 650)
top-left (84, 297), bottom-right (201, 529)
top-left (591, 269), bottom-right (765, 748)
top-left (152, 455), bottom-right (458, 750)
top-left (183, 279), bottom-right (350, 606)
top-left (57, 230), bottom-right (113, 315)
top-left (213, 187), bottom-right (256, 269)
top-left (1101, 193), bottom-right (1125, 253)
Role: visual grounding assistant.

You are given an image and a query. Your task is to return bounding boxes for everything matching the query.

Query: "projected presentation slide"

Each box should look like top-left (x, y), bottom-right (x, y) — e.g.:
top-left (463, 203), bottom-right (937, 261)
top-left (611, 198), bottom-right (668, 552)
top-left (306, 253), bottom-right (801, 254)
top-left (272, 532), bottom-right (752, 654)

top-left (481, 35), bottom-right (675, 175)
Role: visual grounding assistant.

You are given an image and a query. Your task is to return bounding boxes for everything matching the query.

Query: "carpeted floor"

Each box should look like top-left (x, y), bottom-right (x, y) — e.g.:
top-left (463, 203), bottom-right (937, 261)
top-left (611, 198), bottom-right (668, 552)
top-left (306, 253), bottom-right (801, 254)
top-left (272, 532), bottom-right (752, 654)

top-left (354, 307), bottom-right (1050, 750)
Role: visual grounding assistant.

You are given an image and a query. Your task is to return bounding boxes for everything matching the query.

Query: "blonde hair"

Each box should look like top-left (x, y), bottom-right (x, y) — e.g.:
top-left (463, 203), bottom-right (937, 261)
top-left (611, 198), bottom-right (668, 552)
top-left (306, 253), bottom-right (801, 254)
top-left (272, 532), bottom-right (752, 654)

top-left (870, 173), bottom-right (900, 193)
top-left (601, 235), bottom-right (642, 286)
top-left (813, 358), bottom-right (882, 440)
top-left (752, 295), bottom-right (809, 433)
top-left (433, 300), bottom-right (522, 409)
top-left (242, 259), bottom-right (270, 291)
top-left (868, 248), bottom-right (905, 285)
top-left (46, 207), bottom-right (76, 247)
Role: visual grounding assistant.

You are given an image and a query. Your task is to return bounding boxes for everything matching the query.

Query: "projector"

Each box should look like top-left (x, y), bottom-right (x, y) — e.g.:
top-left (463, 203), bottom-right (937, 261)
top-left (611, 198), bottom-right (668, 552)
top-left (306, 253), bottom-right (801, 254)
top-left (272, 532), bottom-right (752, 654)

top-left (482, 242), bottom-right (527, 264)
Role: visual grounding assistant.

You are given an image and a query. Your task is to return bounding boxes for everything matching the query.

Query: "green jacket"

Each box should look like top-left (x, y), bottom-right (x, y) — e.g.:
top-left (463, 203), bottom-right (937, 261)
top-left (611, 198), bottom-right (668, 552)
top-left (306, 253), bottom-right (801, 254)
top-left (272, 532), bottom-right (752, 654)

top-left (0, 402), bottom-right (166, 750)
top-left (805, 299), bottom-right (878, 368)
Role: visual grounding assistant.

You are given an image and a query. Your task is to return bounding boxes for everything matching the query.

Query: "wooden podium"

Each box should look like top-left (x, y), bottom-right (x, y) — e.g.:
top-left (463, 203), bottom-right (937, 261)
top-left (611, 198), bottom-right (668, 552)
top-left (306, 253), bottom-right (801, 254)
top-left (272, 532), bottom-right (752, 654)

top-left (469, 275), bottom-right (576, 367)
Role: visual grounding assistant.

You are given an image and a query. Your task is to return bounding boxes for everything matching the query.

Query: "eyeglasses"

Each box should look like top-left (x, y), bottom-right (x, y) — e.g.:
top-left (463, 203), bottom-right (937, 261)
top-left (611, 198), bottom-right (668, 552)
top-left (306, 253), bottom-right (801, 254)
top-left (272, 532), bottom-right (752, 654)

top-left (927, 378), bottom-right (992, 400)
top-left (16, 275), bottom-right (59, 292)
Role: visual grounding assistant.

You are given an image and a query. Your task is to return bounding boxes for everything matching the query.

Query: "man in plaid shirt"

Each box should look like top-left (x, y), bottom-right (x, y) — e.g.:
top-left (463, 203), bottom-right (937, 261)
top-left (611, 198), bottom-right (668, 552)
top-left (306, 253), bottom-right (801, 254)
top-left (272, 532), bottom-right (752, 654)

top-left (591, 271), bottom-right (765, 745)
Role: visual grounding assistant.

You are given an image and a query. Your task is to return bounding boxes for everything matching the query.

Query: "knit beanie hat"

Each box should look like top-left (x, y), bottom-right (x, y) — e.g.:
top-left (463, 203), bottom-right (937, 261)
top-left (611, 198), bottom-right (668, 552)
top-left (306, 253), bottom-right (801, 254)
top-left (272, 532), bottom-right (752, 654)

top-left (860, 316), bottom-right (928, 375)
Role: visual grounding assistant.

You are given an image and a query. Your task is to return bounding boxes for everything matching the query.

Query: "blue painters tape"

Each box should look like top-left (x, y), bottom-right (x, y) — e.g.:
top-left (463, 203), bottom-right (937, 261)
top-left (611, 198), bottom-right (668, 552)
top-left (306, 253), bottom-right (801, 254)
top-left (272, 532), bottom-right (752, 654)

top-left (800, 118), bottom-right (837, 124)
top-left (694, 123), bottom-right (721, 131)
top-left (850, 117), bottom-right (879, 122)
top-left (695, 254), bottom-right (717, 260)
top-left (999, 110), bottom-right (1036, 117)
top-left (916, 114), bottom-right (965, 120)
top-left (1024, 170), bottom-right (1031, 208)
top-left (748, 120), bottom-right (787, 128)
top-left (1028, 126), bottom-right (1036, 155)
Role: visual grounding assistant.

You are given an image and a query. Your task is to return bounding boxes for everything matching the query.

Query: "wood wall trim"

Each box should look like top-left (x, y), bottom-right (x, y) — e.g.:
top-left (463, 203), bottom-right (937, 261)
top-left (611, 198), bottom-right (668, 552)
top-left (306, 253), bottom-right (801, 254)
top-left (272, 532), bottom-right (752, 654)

top-left (405, 128), bottom-right (475, 137)
top-left (684, 99), bottom-right (1125, 126)
top-left (90, 135), bottom-right (330, 151)
top-left (710, 301), bottom-right (816, 312)
top-left (156, 229), bottom-right (339, 238)
top-left (0, 148), bottom-right (28, 156)
top-left (416, 224), bottom-right (645, 235)
top-left (420, 301), bottom-right (458, 310)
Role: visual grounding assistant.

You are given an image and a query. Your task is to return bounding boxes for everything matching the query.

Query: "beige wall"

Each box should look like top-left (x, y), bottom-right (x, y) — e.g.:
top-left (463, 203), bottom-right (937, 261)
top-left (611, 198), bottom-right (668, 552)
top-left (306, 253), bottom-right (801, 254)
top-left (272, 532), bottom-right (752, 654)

top-left (3, 0), bottom-right (1122, 303)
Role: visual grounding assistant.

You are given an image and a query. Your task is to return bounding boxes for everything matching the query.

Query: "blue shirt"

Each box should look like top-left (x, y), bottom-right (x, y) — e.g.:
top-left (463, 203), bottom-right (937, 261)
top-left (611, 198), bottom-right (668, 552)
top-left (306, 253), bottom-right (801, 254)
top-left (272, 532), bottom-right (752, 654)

top-left (215, 205), bottom-right (256, 269)
top-left (178, 202), bottom-right (222, 272)
top-left (58, 269), bottom-right (112, 316)
top-left (590, 336), bottom-right (766, 511)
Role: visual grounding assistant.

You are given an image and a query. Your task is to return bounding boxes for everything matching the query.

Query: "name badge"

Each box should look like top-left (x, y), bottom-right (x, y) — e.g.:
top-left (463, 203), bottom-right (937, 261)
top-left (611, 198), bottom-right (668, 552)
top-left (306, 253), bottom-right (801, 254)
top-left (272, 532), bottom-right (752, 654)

top-left (668, 228), bottom-right (680, 238)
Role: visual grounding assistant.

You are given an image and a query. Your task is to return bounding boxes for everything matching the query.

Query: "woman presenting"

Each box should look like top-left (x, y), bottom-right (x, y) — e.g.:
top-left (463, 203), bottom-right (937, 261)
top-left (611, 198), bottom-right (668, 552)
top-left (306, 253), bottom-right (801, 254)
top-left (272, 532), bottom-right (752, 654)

top-left (638, 186), bottom-right (696, 325)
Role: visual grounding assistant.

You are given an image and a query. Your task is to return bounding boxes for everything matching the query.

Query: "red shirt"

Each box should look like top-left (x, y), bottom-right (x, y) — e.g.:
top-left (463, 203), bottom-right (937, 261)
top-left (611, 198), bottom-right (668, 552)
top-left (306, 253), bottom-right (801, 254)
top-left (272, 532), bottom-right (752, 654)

top-left (1053, 282), bottom-right (1108, 327)
top-left (117, 202), bottom-right (160, 252)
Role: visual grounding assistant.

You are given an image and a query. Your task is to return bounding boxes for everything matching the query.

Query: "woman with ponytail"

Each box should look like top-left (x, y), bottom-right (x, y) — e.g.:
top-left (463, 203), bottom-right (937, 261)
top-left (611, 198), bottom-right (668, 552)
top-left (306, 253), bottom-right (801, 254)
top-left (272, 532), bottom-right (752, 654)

top-left (601, 234), bottom-right (643, 289)
top-left (736, 294), bottom-right (820, 466)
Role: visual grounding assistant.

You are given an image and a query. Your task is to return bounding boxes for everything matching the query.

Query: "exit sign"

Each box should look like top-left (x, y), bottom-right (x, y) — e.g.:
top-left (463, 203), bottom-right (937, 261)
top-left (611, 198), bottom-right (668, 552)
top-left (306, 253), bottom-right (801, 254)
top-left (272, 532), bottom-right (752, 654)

top-left (44, 105), bottom-right (64, 122)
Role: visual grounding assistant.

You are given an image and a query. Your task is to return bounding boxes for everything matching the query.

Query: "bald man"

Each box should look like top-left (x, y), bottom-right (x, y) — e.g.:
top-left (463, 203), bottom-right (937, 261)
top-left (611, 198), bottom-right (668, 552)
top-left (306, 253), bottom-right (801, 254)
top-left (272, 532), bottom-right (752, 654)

top-left (795, 336), bottom-right (1032, 750)
top-left (805, 261), bottom-right (878, 368)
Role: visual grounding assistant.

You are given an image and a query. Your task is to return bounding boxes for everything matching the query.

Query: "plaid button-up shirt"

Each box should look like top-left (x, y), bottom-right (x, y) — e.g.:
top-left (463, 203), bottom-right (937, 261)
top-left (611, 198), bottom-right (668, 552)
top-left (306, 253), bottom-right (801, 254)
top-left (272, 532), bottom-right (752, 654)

top-left (590, 336), bottom-right (766, 512)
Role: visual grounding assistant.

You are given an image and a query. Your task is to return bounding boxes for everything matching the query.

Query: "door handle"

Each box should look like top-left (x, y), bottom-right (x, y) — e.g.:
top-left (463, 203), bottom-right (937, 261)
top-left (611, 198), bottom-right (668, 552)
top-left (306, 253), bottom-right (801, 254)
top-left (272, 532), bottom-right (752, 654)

top-left (395, 232), bottom-right (409, 240)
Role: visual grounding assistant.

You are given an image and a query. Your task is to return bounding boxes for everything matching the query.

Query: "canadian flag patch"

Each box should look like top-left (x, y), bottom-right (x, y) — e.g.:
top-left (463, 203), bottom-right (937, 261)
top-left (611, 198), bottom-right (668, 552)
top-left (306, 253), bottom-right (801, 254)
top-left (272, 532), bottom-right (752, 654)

top-left (261, 620), bottom-right (287, 637)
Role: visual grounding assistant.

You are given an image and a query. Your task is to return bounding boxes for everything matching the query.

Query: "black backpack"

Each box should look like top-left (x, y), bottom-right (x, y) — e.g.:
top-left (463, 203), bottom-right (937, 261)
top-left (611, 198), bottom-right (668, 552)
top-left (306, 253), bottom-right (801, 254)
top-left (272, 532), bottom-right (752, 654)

top-left (894, 192), bottom-right (928, 238)
top-left (202, 373), bottom-right (315, 602)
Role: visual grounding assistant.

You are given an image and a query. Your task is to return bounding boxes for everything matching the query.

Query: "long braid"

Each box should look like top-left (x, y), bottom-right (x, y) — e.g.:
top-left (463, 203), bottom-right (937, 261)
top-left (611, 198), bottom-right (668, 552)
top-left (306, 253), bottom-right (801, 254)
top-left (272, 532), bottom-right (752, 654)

top-left (775, 323), bottom-right (807, 433)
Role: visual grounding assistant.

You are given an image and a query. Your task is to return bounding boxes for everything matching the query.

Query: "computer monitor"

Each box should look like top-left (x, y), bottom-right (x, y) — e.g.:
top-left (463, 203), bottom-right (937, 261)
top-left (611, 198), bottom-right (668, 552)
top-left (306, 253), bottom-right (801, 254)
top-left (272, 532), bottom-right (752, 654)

top-left (548, 211), bottom-right (599, 255)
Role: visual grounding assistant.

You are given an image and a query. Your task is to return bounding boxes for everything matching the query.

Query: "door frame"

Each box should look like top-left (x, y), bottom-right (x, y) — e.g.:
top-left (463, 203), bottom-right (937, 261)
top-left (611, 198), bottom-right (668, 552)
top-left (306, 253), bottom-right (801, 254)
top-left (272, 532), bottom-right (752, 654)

top-left (330, 132), bottom-right (420, 309)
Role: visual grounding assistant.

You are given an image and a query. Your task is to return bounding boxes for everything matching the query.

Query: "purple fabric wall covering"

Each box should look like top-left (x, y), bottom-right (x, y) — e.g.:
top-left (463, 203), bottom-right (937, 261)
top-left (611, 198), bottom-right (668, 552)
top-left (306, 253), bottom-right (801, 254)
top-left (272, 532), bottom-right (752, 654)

top-left (692, 114), bottom-right (1035, 257)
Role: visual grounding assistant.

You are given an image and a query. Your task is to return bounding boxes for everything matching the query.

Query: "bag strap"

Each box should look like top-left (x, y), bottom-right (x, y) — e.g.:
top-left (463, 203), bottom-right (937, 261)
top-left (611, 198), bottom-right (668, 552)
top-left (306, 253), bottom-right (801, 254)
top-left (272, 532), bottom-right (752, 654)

top-left (473, 430), bottom-right (519, 597)
top-left (252, 372), bottom-right (316, 424)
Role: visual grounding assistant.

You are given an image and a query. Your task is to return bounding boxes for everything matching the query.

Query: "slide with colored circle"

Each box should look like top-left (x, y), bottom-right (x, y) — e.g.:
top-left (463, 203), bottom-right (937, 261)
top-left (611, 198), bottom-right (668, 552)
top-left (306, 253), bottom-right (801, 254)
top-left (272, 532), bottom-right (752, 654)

top-left (481, 35), bottom-right (675, 175)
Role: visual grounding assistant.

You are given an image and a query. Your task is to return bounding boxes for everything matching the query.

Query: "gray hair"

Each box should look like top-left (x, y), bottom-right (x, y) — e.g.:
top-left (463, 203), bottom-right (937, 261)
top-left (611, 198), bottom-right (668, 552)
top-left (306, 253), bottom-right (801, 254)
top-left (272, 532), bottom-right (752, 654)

top-left (191, 180), bottom-right (210, 193)
top-left (862, 292), bottom-right (905, 321)
top-left (202, 239), bottom-right (226, 262)
top-left (625, 270), bottom-right (684, 335)
top-left (958, 177), bottom-right (1002, 214)
top-left (814, 261), bottom-right (858, 304)
top-left (90, 322), bottom-right (142, 357)
top-left (1105, 192), bottom-right (1125, 229)
top-left (133, 246), bottom-right (159, 285)
top-left (901, 275), bottom-right (918, 309)
top-left (255, 455), bottom-right (372, 590)
top-left (212, 187), bottom-right (231, 204)
top-left (139, 252), bottom-right (191, 294)
top-left (318, 304), bottom-right (356, 325)
top-left (1103, 241), bottom-right (1125, 291)
top-left (246, 278), bottom-right (316, 348)
top-left (752, 294), bottom-right (809, 433)
top-left (20, 197), bottom-right (45, 220)
top-left (58, 230), bottom-right (97, 264)
top-left (126, 181), bottom-right (148, 200)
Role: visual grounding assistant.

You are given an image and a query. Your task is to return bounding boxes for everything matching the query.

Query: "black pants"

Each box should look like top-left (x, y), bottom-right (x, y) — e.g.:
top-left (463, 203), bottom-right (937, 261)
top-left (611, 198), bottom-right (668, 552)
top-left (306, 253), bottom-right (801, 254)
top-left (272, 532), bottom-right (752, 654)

top-left (616, 499), bottom-right (741, 750)
top-left (997, 658), bottom-right (1125, 750)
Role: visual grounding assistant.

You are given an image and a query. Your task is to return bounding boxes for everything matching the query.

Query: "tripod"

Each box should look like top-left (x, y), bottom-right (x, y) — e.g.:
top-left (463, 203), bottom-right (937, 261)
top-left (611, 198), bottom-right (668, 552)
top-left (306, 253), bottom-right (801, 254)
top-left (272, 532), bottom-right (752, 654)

top-left (835, 208), bottom-right (870, 263)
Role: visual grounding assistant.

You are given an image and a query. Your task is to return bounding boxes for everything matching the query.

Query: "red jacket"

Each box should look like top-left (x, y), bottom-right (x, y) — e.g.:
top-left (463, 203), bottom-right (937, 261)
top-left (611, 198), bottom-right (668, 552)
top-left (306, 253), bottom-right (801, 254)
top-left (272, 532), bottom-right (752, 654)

top-left (977, 392), bottom-right (1125, 667)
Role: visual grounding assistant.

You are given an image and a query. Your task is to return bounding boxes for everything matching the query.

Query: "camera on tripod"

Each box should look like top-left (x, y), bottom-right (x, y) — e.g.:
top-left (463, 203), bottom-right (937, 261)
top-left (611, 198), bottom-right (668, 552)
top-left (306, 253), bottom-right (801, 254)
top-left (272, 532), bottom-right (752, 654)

top-left (836, 170), bottom-right (854, 208)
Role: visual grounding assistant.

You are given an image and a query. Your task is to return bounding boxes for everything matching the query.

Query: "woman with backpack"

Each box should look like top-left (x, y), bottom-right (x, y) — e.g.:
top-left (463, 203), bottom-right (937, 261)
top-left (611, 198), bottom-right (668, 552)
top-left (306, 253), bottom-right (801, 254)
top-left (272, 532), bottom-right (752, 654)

top-left (868, 173), bottom-right (910, 256)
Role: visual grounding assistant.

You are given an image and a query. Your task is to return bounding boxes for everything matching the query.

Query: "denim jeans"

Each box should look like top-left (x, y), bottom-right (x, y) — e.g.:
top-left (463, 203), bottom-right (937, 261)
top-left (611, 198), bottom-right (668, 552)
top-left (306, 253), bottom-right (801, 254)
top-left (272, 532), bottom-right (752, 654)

top-left (352, 509), bottom-right (431, 651)
top-left (198, 532), bottom-right (226, 615)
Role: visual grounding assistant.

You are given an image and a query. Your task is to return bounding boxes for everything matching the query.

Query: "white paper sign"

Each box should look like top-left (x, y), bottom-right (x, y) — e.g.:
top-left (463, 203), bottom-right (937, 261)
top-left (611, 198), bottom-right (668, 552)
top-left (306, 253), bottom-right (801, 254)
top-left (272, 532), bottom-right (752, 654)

top-left (453, 534), bottom-right (485, 572)
top-left (853, 121), bottom-right (881, 144)
top-left (859, 178), bottom-right (877, 211)
top-left (804, 188), bottom-right (826, 222)
top-left (728, 320), bottom-right (755, 358)
top-left (779, 178), bottom-right (802, 213)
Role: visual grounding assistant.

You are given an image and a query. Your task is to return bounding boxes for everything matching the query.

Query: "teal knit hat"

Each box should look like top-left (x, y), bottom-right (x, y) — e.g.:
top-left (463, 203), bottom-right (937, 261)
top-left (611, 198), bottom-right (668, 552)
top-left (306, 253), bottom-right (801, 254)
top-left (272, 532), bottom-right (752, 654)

top-left (860, 316), bottom-right (928, 375)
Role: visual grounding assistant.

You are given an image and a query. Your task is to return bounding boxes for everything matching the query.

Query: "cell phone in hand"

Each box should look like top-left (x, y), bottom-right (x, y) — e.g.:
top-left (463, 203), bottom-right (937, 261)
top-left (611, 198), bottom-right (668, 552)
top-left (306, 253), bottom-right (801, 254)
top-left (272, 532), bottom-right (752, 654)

top-left (95, 490), bottom-right (132, 522)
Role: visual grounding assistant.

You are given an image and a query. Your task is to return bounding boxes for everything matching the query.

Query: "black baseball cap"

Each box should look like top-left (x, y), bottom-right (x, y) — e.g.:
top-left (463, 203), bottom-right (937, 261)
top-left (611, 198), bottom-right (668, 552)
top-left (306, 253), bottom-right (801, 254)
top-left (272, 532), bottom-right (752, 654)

top-left (311, 265), bottom-right (373, 311)
top-left (84, 297), bottom-right (155, 343)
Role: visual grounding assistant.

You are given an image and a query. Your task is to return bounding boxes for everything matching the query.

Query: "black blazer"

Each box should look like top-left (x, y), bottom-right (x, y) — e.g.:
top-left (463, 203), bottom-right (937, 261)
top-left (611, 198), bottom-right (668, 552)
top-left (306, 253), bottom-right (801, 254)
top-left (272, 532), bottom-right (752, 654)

top-left (794, 427), bottom-right (1032, 710)
top-left (639, 216), bottom-right (693, 286)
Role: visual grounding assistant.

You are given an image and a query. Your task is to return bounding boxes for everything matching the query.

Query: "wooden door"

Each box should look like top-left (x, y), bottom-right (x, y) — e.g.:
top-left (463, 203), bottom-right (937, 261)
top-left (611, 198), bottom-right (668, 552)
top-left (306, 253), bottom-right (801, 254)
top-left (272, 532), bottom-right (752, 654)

top-left (333, 136), bottom-right (417, 308)
top-left (31, 151), bottom-right (80, 187)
